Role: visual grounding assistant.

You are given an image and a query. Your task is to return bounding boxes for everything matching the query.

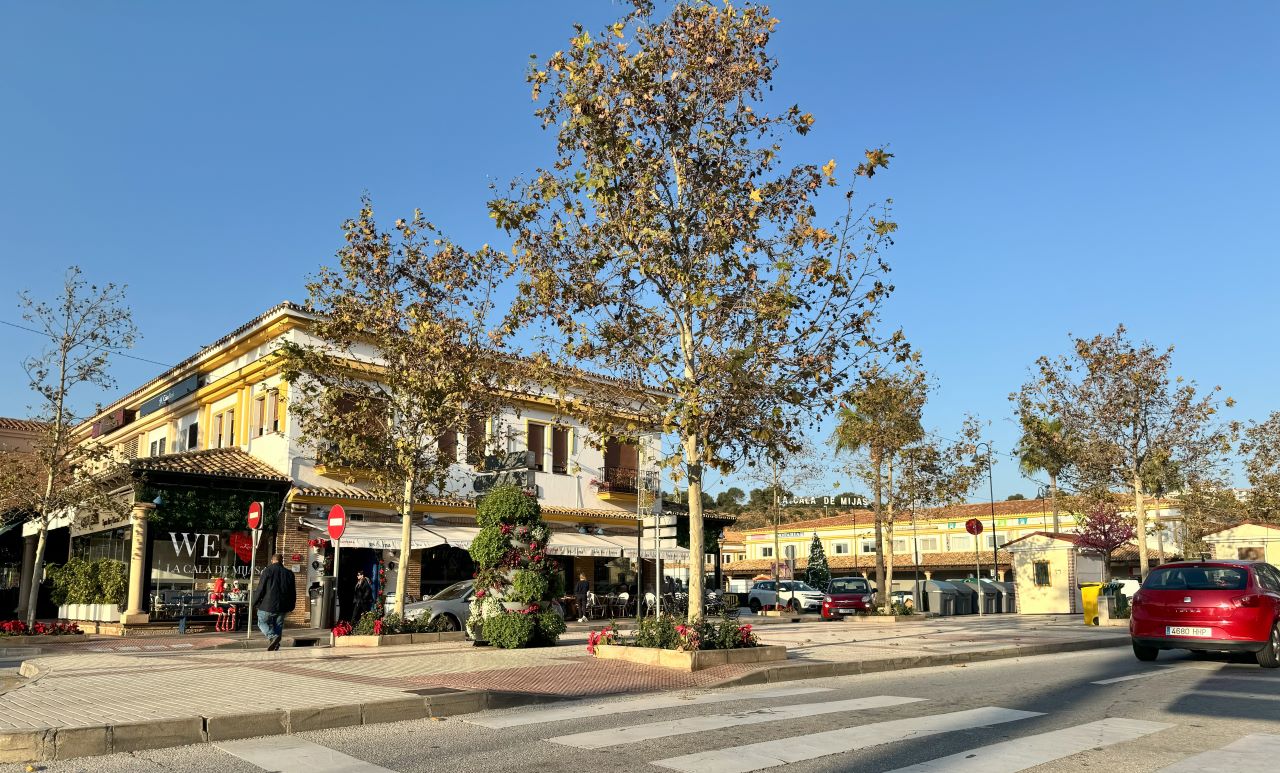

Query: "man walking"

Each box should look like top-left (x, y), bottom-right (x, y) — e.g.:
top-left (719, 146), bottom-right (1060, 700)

top-left (253, 553), bottom-right (296, 651)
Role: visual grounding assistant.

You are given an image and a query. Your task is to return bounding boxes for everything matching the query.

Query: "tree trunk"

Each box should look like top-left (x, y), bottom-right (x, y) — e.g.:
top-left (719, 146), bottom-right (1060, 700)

top-left (394, 475), bottom-right (416, 617)
top-left (1101, 551), bottom-right (1111, 583)
top-left (684, 435), bottom-right (705, 624)
top-left (883, 457), bottom-right (895, 614)
top-left (1049, 472), bottom-right (1060, 533)
top-left (25, 525), bottom-right (48, 628)
top-left (872, 449), bottom-right (886, 610)
top-left (1133, 474), bottom-right (1149, 580)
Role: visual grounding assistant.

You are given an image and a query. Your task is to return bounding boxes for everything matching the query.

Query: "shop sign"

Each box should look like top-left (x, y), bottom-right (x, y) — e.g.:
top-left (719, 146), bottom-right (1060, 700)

top-left (779, 494), bottom-right (868, 508)
top-left (152, 531), bottom-right (265, 581)
top-left (71, 506), bottom-right (131, 537)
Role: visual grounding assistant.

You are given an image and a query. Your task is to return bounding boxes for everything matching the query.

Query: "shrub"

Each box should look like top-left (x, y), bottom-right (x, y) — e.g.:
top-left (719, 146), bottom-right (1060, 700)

top-left (95, 560), bottom-right (128, 606)
top-left (46, 558), bottom-right (127, 607)
top-left (635, 614), bottom-right (681, 649)
top-left (476, 486), bottom-right (540, 528)
top-left (468, 528), bottom-right (509, 568)
top-left (533, 610), bottom-right (566, 645)
top-left (484, 612), bottom-right (536, 649)
top-left (352, 611), bottom-right (380, 635)
top-left (510, 569), bottom-right (550, 605)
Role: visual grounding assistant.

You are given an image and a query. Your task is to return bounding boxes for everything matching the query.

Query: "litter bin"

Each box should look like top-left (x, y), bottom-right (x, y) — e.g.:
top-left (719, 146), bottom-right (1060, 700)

top-left (990, 581), bottom-right (1016, 613)
top-left (961, 579), bottom-right (1001, 614)
top-left (923, 580), bottom-right (959, 616)
top-left (310, 576), bottom-right (336, 629)
top-left (1079, 582), bottom-right (1103, 625)
top-left (951, 580), bottom-right (978, 614)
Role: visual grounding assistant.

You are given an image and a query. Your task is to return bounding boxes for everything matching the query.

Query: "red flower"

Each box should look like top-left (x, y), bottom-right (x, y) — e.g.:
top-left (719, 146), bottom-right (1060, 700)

top-left (475, 589), bottom-right (486, 598)
top-left (373, 619), bottom-right (383, 636)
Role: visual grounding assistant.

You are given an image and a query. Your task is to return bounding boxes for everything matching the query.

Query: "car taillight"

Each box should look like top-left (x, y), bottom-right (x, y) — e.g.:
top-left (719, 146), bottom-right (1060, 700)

top-left (1131, 591), bottom-right (1144, 606)
top-left (1231, 595), bottom-right (1263, 608)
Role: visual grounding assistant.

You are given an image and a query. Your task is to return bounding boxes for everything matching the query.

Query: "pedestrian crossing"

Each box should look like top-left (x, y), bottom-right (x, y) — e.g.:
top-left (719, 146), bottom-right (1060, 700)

top-left (463, 687), bottom-right (1280, 773)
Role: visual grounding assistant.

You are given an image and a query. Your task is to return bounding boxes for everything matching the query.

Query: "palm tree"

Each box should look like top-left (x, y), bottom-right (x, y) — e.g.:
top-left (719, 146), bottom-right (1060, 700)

top-left (1015, 416), bottom-right (1071, 533)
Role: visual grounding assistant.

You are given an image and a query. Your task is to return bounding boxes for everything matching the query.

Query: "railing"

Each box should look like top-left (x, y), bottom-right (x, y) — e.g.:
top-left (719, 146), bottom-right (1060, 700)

top-left (598, 467), bottom-right (658, 495)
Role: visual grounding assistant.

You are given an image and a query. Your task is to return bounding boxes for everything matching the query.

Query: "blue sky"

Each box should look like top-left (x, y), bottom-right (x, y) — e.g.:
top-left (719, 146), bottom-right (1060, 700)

top-left (1, 1), bottom-right (1276, 502)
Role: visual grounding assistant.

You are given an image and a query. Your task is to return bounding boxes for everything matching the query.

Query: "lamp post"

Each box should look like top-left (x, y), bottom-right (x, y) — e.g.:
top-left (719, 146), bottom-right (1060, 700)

top-left (976, 441), bottom-right (998, 580)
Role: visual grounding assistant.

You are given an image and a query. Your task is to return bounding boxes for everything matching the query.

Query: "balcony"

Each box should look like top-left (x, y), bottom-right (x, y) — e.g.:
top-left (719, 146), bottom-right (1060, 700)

top-left (593, 467), bottom-right (658, 503)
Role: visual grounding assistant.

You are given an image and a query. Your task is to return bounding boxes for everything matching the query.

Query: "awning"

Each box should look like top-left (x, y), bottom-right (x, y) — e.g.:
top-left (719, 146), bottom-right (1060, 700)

top-left (421, 523), bottom-right (480, 550)
top-left (599, 535), bottom-right (690, 561)
top-left (547, 532), bottom-right (623, 558)
top-left (301, 518), bottom-right (445, 550)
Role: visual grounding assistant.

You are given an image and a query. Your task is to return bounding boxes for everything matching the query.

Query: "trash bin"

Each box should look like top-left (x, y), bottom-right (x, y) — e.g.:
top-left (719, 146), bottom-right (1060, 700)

top-left (310, 576), bottom-right (336, 629)
top-left (951, 580), bottom-right (978, 614)
top-left (923, 580), bottom-right (959, 616)
top-left (1080, 582), bottom-right (1103, 625)
top-left (961, 579), bottom-right (1001, 614)
top-left (990, 581), bottom-right (1017, 613)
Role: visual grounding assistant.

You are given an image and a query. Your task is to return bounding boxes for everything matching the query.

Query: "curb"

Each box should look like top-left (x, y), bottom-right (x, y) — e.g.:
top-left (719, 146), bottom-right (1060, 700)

top-left (712, 635), bottom-right (1130, 688)
top-left (0, 688), bottom-right (557, 764)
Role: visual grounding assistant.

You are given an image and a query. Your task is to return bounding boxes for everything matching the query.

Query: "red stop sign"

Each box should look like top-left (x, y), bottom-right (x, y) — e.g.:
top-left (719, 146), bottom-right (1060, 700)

top-left (247, 501), bottom-right (263, 530)
top-left (965, 518), bottom-right (984, 536)
top-left (327, 504), bottom-right (347, 541)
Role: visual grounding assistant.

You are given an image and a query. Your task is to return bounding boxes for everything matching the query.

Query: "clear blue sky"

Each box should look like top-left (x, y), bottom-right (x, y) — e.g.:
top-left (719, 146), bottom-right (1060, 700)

top-left (1, 2), bottom-right (1276, 501)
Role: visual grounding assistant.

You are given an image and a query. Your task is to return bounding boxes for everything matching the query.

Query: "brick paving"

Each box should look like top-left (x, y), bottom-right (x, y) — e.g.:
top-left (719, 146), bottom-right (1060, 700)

top-left (0, 614), bottom-right (1125, 731)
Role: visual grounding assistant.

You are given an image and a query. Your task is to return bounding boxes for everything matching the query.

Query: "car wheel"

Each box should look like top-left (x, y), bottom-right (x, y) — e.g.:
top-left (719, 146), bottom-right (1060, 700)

top-left (1132, 642), bottom-right (1159, 662)
top-left (749, 598), bottom-right (761, 613)
top-left (439, 614), bottom-right (461, 632)
top-left (1256, 623), bottom-right (1280, 669)
top-left (787, 599), bottom-right (800, 613)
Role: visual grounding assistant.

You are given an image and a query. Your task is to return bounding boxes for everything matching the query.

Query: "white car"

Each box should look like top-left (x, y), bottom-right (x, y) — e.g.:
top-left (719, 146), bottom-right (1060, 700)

top-left (747, 580), bottom-right (825, 613)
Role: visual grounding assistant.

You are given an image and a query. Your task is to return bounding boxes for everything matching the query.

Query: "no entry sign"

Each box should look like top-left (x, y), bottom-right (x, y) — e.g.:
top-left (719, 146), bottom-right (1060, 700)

top-left (327, 504), bottom-right (347, 541)
top-left (247, 501), bottom-right (263, 530)
top-left (965, 518), bottom-right (984, 536)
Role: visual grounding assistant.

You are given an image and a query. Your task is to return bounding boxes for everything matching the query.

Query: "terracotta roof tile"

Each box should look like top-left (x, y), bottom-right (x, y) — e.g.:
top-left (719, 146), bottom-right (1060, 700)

top-left (0, 417), bottom-right (46, 433)
top-left (290, 483), bottom-right (659, 522)
top-left (130, 448), bottom-right (291, 483)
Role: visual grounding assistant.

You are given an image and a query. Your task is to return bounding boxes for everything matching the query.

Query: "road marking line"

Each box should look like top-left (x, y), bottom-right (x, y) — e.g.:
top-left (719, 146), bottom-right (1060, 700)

top-left (466, 685), bottom-right (833, 729)
top-left (548, 695), bottom-right (923, 749)
top-left (1193, 689), bottom-right (1280, 701)
top-left (1159, 733), bottom-right (1280, 772)
top-left (1091, 666), bottom-right (1179, 684)
top-left (650, 706), bottom-right (1041, 773)
top-left (216, 736), bottom-right (394, 773)
top-left (882, 717), bottom-right (1173, 772)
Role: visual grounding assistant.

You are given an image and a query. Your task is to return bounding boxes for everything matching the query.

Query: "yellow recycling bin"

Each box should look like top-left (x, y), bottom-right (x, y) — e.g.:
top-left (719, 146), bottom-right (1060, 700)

top-left (1080, 582), bottom-right (1103, 626)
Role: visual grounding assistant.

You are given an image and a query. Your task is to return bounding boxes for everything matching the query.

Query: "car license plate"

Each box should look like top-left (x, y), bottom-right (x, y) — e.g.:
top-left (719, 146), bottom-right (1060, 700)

top-left (837, 608), bottom-right (852, 614)
top-left (1166, 626), bottom-right (1211, 637)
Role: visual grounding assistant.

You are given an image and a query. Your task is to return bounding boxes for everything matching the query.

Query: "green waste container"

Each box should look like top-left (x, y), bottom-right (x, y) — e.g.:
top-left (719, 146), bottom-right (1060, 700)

top-left (1080, 582), bottom-right (1103, 625)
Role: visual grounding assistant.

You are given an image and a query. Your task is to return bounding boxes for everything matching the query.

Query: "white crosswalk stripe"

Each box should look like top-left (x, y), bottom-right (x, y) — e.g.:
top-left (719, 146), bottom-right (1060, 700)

top-left (882, 717), bottom-right (1173, 772)
top-left (548, 694), bottom-right (923, 749)
top-left (649, 706), bottom-right (1042, 773)
top-left (216, 736), bottom-right (395, 773)
top-left (465, 685), bottom-right (833, 729)
top-left (1159, 734), bottom-right (1280, 772)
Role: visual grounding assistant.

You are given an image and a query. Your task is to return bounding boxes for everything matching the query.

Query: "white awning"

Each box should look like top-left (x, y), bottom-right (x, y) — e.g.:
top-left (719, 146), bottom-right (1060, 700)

top-left (301, 518), bottom-right (445, 550)
top-left (547, 532), bottom-right (623, 558)
top-left (421, 523), bottom-right (480, 549)
top-left (599, 535), bottom-right (690, 561)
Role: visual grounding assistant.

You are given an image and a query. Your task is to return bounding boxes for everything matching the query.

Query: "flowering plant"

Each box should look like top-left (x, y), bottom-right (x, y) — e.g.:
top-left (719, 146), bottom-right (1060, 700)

top-left (0, 620), bottom-right (80, 636)
top-left (586, 623), bottom-right (619, 654)
top-left (373, 619), bottom-right (384, 636)
top-left (332, 621), bottom-right (353, 637)
top-left (674, 624), bottom-right (701, 652)
top-left (308, 538), bottom-right (331, 549)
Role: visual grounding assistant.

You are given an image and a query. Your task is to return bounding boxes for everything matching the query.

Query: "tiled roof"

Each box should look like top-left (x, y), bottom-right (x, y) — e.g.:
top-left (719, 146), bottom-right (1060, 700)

top-left (0, 418), bottom-right (46, 433)
top-left (1000, 532), bottom-right (1178, 562)
top-left (723, 550), bottom-right (1012, 575)
top-left (1201, 521), bottom-right (1280, 536)
top-left (290, 483), bottom-right (660, 522)
top-left (130, 448), bottom-right (291, 483)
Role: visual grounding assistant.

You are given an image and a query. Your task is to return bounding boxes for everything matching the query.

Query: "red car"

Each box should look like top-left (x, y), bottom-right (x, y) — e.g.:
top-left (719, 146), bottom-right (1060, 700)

top-left (821, 576), bottom-right (875, 619)
top-left (1130, 560), bottom-right (1280, 668)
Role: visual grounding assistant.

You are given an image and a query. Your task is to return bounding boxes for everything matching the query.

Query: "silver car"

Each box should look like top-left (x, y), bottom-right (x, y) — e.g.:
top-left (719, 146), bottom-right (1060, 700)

top-left (403, 580), bottom-right (473, 632)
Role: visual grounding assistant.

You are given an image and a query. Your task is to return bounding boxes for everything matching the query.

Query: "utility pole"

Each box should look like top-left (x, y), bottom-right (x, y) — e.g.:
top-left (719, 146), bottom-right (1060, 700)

top-left (977, 441), bottom-right (998, 581)
top-left (771, 456), bottom-right (781, 611)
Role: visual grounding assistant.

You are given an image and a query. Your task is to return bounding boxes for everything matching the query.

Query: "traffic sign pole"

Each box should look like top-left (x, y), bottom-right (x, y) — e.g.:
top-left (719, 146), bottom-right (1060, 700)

top-left (966, 518), bottom-right (985, 616)
top-left (246, 502), bottom-right (264, 640)
top-left (327, 505), bottom-right (348, 624)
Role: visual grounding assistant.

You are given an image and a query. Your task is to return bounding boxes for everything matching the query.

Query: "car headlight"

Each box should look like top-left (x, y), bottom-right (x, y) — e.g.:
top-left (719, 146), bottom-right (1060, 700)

top-left (862, 595), bottom-right (872, 603)
top-left (823, 596), bottom-right (832, 603)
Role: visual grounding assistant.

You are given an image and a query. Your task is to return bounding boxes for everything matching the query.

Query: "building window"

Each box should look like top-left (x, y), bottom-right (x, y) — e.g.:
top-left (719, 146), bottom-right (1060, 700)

top-left (761, 547), bottom-right (773, 558)
top-left (213, 409), bottom-right (235, 448)
top-left (947, 522), bottom-right (957, 529)
top-left (891, 539), bottom-right (907, 554)
top-left (722, 554), bottom-right (733, 564)
top-left (527, 422), bottom-right (546, 471)
top-left (149, 437), bottom-right (166, 457)
top-left (1033, 561), bottom-right (1051, 586)
top-left (267, 391), bottom-right (279, 433)
top-left (861, 540), bottom-right (876, 554)
top-left (466, 415), bottom-right (487, 465)
top-left (985, 534), bottom-right (1007, 549)
top-left (186, 423), bottom-right (199, 451)
top-left (917, 537), bottom-right (939, 552)
top-left (253, 393), bottom-right (280, 437)
top-left (1017, 517), bottom-right (1028, 525)
top-left (833, 542), bottom-right (850, 555)
top-left (551, 426), bottom-right (570, 474)
top-left (949, 535), bottom-right (974, 552)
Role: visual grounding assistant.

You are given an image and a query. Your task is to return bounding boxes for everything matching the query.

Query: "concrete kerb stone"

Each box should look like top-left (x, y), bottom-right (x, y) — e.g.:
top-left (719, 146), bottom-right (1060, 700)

top-left (286, 703), bottom-right (363, 733)
top-left (53, 725), bottom-right (110, 759)
top-left (204, 710), bottom-right (289, 742)
top-left (0, 727), bottom-right (52, 763)
top-left (111, 716), bottom-right (206, 753)
top-left (427, 690), bottom-right (488, 717)
top-left (360, 696), bottom-right (431, 725)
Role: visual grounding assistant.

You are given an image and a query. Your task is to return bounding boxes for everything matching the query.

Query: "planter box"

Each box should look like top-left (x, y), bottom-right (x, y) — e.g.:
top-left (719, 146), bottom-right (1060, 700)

top-left (333, 631), bottom-right (467, 648)
top-left (57, 603), bottom-right (121, 623)
top-left (593, 644), bottom-right (787, 672)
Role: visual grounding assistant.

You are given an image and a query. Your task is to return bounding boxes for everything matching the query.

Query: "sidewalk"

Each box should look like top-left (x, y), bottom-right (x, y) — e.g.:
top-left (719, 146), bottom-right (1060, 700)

top-left (0, 614), bottom-right (1126, 761)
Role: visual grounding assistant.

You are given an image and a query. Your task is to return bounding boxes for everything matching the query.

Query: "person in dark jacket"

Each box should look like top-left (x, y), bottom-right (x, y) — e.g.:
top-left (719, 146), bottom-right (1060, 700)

top-left (574, 573), bottom-right (590, 623)
top-left (352, 570), bottom-right (374, 620)
top-left (253, 553), bottom-right (296, 651)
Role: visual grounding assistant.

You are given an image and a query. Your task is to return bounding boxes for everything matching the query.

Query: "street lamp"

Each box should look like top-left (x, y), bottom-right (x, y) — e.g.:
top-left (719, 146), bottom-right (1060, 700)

top-left (1036, 485), bottom-right (1049, 531)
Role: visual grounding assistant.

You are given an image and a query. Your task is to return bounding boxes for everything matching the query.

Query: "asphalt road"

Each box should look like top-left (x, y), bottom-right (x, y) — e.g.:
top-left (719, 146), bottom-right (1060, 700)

top-left (7, 644), bottom-right (1279, 773)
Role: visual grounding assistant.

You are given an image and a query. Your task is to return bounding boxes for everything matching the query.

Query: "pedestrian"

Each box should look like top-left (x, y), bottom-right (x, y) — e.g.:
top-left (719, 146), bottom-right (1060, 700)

top-left (252, 553), bottom-right (296, 651)
top-left (574, 573), bottom-right (590, 623)
top-left (352, 569), bottom-right (374, 621)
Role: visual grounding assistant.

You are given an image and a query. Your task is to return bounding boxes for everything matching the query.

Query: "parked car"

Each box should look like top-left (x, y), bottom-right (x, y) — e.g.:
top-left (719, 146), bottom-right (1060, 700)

top-left (403, 580), bottom-right (473, 632)
top-left (821, 576), bottom-right (874, 619)
top-left (1130, 560), bottom-right (1280, 668)
top-left (747, 580), bottom-right (825, 613)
